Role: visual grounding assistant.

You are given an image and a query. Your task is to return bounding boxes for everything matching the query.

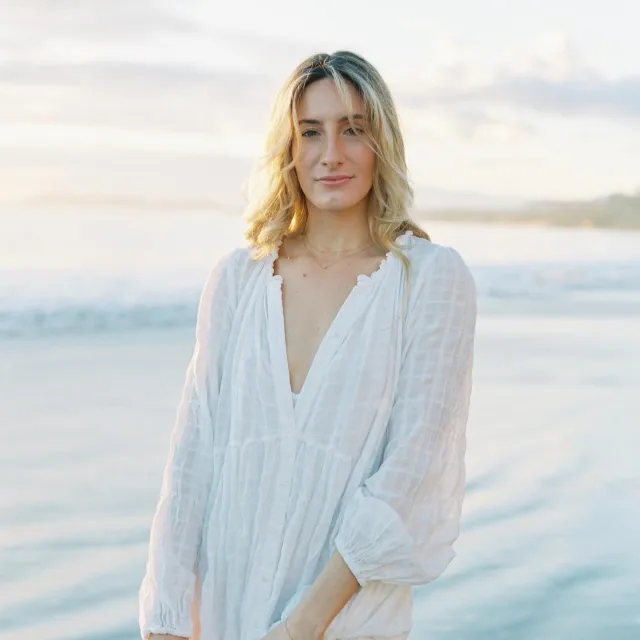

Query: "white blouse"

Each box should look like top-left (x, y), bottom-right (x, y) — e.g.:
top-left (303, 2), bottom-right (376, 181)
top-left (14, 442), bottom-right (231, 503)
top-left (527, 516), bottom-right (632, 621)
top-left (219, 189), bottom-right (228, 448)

top-left (138, 230), bottom-right (477, 640)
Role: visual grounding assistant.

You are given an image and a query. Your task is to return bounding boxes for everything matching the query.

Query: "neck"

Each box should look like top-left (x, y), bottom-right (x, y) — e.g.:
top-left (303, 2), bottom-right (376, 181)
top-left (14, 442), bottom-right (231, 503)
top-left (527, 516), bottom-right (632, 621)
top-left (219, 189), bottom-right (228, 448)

top-left (302, 202), bottom-right (373, 253)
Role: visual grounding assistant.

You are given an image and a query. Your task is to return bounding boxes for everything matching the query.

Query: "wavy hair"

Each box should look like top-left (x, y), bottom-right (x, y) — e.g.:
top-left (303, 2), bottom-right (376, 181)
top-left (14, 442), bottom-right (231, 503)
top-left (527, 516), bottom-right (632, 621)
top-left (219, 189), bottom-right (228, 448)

top-left (242, 50), bottom-right (430, 280)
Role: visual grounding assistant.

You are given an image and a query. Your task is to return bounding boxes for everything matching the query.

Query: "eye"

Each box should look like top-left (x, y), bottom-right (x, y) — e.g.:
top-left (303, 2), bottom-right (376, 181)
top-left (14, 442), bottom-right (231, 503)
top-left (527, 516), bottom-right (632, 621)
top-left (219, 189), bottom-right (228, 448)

top-left (345, 127), bottom-right (365, 136)
top-left (301, 130), bottom-right (318, 138)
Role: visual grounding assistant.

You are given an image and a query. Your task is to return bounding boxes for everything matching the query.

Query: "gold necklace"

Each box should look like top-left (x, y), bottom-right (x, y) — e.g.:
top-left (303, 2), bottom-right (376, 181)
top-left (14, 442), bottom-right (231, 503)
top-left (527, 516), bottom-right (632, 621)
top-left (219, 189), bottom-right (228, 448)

top-left (302, 235), bottom-right (374, 270)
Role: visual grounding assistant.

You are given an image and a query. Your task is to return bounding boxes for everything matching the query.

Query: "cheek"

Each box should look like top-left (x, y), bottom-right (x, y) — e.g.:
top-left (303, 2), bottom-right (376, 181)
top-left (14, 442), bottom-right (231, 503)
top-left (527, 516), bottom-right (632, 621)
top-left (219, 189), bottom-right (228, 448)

top-left (294, 149), bottom-right (314, 184)
top-left (357, 147), bottom-right (376, 183)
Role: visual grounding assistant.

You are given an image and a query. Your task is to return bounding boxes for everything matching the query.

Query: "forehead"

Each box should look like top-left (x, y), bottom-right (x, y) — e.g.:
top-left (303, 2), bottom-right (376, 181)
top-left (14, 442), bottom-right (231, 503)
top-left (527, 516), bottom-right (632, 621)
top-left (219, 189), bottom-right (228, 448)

top-left (296, 77), bottom-right (364, 119)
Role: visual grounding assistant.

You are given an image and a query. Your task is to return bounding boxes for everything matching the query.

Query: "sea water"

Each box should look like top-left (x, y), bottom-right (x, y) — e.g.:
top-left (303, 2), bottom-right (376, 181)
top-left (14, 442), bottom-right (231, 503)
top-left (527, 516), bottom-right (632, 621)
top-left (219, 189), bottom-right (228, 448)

top-left (1, 207), bottom-right (638, 639)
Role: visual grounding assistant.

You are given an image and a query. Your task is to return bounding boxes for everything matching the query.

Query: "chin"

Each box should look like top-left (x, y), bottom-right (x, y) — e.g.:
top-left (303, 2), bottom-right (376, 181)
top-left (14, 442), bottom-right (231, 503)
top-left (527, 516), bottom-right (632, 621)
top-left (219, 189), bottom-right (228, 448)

top-left (316, 199), bottom-right (358, 213)
top-left (311, 191), bottom-right (367, 212)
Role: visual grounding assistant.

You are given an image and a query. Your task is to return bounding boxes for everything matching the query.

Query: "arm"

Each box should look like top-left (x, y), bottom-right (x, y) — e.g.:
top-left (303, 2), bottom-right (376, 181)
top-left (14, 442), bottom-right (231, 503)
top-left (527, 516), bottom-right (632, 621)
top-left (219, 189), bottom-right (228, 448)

top-left (333, 246), bottom-right (477, 587)
top-left (139, 252), bottom-right (237, 640)
top-left (278, 247), bottom-right (477, 639)
top-left (285, 550), bottom-right (360, 639)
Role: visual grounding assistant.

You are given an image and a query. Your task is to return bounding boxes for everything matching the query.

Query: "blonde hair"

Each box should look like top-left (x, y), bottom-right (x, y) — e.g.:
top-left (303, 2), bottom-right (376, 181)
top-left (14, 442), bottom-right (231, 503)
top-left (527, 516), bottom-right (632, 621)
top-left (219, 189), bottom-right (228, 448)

top-left (242, 50), bottom-right (430, 283)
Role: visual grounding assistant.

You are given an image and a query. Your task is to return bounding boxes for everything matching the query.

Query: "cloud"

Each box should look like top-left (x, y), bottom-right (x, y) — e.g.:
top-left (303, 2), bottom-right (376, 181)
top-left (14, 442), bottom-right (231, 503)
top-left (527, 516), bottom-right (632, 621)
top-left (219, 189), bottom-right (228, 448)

top-left (0, 1), bottom-right (319, 71)
top-left (0, 1), bottom-right (318, 136)
top-left (399, 34), bottom-right (640, 123)
top-left (0, 61), bottom-right (277, 138)
top-left (402, 105), bottom-right (537, 142)
top-left (0, 0), bottom-right (195, 45)
top-left (474, 74), bottom-right (640, 119)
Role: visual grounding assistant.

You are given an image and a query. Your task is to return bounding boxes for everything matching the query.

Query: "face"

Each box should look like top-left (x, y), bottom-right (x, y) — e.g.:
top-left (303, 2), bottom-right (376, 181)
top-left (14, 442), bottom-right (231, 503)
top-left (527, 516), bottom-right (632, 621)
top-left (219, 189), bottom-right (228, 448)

top-left (292, 78), bottom-right (376, 215)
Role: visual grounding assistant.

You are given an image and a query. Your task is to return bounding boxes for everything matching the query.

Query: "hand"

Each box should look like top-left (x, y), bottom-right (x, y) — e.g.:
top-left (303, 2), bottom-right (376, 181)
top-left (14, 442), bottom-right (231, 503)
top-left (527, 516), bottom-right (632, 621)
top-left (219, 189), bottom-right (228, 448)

top-left (260, 621), bottom-right (292, 640)
top-left (260, 617), bottom-right (322, 640)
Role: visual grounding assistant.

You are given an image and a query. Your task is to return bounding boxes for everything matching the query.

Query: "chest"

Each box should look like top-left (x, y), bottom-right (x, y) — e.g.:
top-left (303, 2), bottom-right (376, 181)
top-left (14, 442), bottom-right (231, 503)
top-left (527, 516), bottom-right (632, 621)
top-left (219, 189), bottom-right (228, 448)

top-left (214, 255), bottom-right (406, 449)
top-left (273, 254), bottom-right (387, 395)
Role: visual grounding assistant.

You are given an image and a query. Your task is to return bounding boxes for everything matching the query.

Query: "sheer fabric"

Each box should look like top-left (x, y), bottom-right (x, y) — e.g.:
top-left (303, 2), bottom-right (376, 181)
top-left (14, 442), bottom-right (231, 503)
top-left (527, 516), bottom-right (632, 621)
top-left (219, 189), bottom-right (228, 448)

top-left (139, 231), bottom-right (477, 640)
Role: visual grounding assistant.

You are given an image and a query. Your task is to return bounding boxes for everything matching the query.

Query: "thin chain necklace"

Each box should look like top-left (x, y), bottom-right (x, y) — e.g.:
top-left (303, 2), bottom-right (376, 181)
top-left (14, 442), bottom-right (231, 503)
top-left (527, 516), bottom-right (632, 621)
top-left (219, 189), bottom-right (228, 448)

top-left (283, 235), bottom-right (374, 269)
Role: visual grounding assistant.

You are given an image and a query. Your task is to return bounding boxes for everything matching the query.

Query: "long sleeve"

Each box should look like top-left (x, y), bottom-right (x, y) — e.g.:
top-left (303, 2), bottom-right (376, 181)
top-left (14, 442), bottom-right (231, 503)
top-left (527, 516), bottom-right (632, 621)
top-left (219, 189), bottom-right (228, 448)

top-left (139, 251), bottom-right (236, 639)
top-left (334, 246), bottom-right (477, 587)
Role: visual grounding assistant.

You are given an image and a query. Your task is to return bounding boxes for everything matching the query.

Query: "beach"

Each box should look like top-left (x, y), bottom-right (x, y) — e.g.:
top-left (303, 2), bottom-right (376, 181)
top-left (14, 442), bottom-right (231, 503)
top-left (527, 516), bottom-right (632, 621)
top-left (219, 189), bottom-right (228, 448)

top-left (1, 210), bottom-right (639, 639)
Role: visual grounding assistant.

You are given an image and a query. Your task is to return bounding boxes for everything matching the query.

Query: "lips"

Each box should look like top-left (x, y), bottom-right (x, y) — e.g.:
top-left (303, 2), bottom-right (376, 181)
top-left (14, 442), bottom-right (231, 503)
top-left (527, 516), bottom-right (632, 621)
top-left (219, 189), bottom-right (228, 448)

top-left (318, 176), bottom-right (352, 184)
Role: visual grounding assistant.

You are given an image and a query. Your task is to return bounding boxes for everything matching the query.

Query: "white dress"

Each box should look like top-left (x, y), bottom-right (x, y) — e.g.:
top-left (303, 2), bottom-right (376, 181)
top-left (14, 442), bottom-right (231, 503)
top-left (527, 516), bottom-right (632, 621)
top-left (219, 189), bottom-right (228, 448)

top-left (138, 230), bottom-right (477, 640)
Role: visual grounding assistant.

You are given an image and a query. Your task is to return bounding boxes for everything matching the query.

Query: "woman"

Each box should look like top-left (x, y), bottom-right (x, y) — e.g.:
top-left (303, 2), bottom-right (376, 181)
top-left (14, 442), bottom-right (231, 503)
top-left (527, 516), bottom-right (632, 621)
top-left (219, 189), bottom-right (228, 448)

top-left (139, 51), bottom-right (477, 640)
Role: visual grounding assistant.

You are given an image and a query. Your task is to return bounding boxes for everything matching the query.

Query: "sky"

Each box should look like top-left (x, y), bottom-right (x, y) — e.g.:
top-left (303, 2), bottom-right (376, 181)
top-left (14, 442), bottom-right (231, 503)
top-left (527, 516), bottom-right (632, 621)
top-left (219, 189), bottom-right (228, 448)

top-left (0, 0), bottom-right (639, 206)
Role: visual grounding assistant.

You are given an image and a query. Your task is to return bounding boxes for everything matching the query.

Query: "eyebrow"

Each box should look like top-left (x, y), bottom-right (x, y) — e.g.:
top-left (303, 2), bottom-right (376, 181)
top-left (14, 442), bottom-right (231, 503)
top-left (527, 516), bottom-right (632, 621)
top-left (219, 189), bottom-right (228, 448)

top-left (298, 114), bottom-right (364, 125)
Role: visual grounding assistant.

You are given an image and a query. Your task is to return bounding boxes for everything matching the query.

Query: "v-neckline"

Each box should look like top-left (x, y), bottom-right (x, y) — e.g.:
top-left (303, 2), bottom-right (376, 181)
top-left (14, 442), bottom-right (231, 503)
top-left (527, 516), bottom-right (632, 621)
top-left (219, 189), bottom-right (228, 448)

top-left (266, 230), bottom-right (413, 425)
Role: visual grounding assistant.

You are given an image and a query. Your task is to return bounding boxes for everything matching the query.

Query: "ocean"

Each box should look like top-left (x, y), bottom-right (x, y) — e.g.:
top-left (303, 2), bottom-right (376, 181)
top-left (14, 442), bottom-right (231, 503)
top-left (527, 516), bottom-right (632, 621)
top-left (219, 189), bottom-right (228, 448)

top-left (1, 207), bottom-right (639, 639)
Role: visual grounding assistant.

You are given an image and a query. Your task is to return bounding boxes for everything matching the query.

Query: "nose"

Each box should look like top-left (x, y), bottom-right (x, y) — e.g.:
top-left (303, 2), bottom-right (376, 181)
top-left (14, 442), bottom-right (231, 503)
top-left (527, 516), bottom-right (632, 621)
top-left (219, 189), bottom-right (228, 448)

top-left (320, 131), bottom-right (345, 168)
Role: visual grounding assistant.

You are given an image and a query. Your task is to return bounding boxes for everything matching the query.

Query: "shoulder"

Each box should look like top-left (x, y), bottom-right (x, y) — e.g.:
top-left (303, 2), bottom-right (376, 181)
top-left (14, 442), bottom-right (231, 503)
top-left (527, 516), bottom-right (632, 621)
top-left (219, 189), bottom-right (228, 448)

top-left (403, 234), bottom-right (477, 310)
top-left (205, 245), bottom-right (261, 282)
top-left (201, 244), bottom-right (269, 306)
top-left (202, 247), bottom-right (243, 290)
top-left (228, 245), bottom-right (272, 290)
top-left (211, 246), bottom-right (252, 277)
top-left (407, 234), bottom-right (474, 286)
top-left (199, 247), bottom-right (248, 307)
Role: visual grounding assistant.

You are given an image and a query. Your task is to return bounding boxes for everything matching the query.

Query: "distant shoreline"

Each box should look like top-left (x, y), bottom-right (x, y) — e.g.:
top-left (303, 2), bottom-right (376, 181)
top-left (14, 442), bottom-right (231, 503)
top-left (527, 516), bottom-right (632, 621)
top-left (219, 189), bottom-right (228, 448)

top-left (417, 192), bottom-right (640, 230)
top-left (3, 192), bottom-right (639, 230)
top-left (417, 209), bottom-right (640, 230)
